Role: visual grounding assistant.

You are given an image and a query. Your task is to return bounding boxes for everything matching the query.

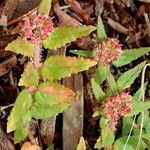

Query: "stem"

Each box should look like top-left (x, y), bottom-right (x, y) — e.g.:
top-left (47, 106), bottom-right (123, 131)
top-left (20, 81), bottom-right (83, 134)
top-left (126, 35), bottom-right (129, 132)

top-left (122, 63), bottom-right (150, 150)
top-left (136, 63), bottom-right (150, 150)
top-left (33, 42), bottom-right (42, 69)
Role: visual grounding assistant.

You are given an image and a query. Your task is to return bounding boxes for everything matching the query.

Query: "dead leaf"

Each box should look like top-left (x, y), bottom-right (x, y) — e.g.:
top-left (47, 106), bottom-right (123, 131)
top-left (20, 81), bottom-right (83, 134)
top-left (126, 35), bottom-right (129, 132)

top-left (107, 17), bottom-right (129, 35)
top-left (21, 142), bottom-right (40, 150)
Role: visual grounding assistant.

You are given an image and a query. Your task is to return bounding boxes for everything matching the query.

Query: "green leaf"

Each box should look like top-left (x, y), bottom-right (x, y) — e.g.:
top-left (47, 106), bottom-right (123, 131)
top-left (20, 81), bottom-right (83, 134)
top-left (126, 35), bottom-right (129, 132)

top-left (127, 101), bottom-right (150, 116)
top-left (69, 50), bottom-right (92, 58)
top-left (43, 26), bottom-right (96, 50)
top-left (137, 110), bottom-right (149, 128)
top-left (114, 136), bottom-right (146, 150)
top-left (14, 128), bottom-right (28, 144)
top-left (145, 120), bottom-right (150, 134)
top-left (97, 16), bottom-right (107, 42)
top-left (18, 62), bottom-right (39, 87)
top-left (31, 103), bottom-right (70, 119)
top-left (96, 65), bottom-right (109, 85)
top-left (76, 137), bottom-right (86, 150)
top-left (105, 71), bottom-right (118, 96)
top-left (33, 81), bottom-right (75, 106)
top-left (91, 78), bottom-right (105, 103)
top-left (7, 90), bottom-right (33, 132)
top-left (142, 134), bottom-right (150, 140)
top-left (38, 0), bottom-right (52, 15)
top-left (100, 117), bottom-right (115, 148)
top-left (133, 82), bottom-right (148, 101)
top-left (117, 61), bottom-right (146, 90)
top-left (40, 55), bottom-right (97, 80)
top-left (47, 145), bottom-right (54, 150)
top-left (113, 47), bottom-right (150, 67)
top-left (122, 116), bottom-right (133, 136)
top-left (5, 37), bottom-right (34, 57)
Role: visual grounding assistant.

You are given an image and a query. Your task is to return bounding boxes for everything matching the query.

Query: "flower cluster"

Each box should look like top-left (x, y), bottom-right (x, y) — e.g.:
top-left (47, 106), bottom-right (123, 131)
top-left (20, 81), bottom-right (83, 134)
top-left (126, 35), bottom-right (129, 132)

top-left (93, 38), bottom-right (123, 66)
top-left (101, 91), bottom-right (132, 131)
top-left (17, 14), bottom-right (54, 44)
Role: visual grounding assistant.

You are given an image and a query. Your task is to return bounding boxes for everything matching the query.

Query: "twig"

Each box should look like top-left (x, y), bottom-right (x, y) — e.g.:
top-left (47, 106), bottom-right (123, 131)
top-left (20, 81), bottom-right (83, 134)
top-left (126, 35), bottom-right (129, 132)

top-left (7, 8), bottom-right (37, 26)
top-left (0, 104), bottom-right (14, 112)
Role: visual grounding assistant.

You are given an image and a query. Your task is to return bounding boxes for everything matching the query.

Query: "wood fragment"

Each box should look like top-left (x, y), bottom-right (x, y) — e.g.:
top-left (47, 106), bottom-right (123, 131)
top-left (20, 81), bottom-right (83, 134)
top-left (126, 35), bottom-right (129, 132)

top-left (0, 0), bottom-right (20, 20)
top-left (54, 4), bottom-right (81, 26)
top-left (138, 0), bottom-right (150, 3)
top-left (40, 117), bottom-right (56, 145)
top-left (107, 17), bottom-right (129, 35)
top-left (0, 56), bottom-right (17, 77)
top-left (63, 74), bottom-right (83, 150)
top-left (0, 124), bottom-right (15, 150)
top-left (65, 0), bottom-right (94, 25)
top-left (144, 13), bottom-right (150, 38)
top-left (95, 0), bottom-right (106, 16)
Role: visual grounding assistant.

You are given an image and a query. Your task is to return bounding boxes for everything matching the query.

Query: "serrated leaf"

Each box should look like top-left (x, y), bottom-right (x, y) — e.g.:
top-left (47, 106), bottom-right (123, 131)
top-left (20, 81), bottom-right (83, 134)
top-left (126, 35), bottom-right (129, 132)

top-left (7, 90), bottom-right (33, 133)
top-left (117, 61), bottom-right (146, 90)
top-left (43, 26), bottom-right (96, 50)
top-left (114, 136), bottom-right (146, 150)
top-left (33, 81), bottom-right (75, 106)
top-left (97, 16), bottom-right (107, 42)
top-left (105, 71), bottom-right (118, 96)
top-left (14, 128), bottom-right (28, 144)
top-left (40, 55), bottom-right (97, 80)
top-left (113, 47), bottom-right (150, 67)
top-left (69, 50), bottom-right (92, 58)
top-left (76, 137), bottom-right (86, 150)
top-left (127, 101), bottom-right (150, 116)
top-left (31, 103), bottom-right (70, 119)
top-left (100, 117), bottom-right (115, 148)
top-left (133, 82), bottom-right (148, 101)
top-left (91, 78), bottom-right (105, 103)
top-left (5, 37), bottom-right (34, 57)
top-left (18, 62), bottom-right (39, 87)
top-left (38, 0), bottom-right (52, 15)
top-left (96, 65), bottom-right (109, 85)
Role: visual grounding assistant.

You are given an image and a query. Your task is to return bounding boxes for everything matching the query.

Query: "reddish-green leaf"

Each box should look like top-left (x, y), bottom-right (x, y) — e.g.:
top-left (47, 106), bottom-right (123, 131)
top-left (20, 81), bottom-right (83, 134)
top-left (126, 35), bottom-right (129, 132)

top-left (18, 62), bottom-right (39, 87)
top-left (7, 90), bottom-right (33, 132)
top-left (33, 81), bottom-right (75, 106)
top-left (5, 37), bottom-right (34, 57)
top-left (40, 55), bottom-right (97, 80)
top-left (43, 26), bottom-right (96, 50)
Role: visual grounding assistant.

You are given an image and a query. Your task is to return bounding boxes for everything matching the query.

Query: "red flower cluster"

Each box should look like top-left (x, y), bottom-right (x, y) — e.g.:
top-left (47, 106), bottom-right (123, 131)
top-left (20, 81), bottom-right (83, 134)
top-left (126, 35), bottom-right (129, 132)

top-left (101, 91), bottom-right (132, 131)
top-left (17, 14), bottom-right (54, 44)
top-left (93, 38), bottom-right (123, 66)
